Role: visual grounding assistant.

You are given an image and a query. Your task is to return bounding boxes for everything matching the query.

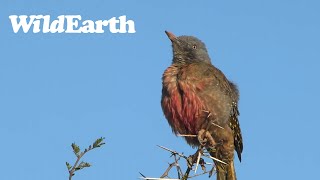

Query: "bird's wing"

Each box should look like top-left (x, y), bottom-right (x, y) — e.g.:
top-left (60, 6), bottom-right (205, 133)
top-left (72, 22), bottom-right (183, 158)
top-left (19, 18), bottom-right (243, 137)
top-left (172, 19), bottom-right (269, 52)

top-left (229, 81), bottom-right (243, 162)
top-left (211, 69), bottom-right (243, 162)
top-left (229, 110), bottom-right (243, 162)
top-left (183, 63), bottom-right (243, 161)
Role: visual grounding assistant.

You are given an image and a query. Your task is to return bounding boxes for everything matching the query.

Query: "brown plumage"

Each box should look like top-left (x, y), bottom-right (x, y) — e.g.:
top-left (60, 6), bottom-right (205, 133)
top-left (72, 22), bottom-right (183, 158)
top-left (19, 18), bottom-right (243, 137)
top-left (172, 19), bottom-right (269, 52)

top-left (161, 31), bottom-right (243, 180)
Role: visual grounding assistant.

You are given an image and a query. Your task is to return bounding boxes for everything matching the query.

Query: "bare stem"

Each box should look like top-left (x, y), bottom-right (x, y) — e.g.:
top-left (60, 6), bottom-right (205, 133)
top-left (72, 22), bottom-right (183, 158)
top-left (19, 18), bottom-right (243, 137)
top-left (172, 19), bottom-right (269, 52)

top-left (69, 152), bottom-right (85, 180)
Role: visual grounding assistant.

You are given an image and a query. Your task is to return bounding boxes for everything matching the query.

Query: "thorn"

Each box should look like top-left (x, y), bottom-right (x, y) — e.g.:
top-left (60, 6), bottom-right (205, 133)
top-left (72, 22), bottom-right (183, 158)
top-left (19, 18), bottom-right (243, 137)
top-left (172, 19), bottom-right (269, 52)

top-left (211, 122), bottom-right (224, 129)
top-left (194, 151), bottom-right (202, 174)
top-left (177, 134), bottom-right (197, 137)
top-left (204, 154), bottom-right (228, 165)
top-left (139, 172), bottom-right (146, 178)
top-left (207, 113), bottom-right (211, 118)
top-left (157, 145), bottom-right (175, 153)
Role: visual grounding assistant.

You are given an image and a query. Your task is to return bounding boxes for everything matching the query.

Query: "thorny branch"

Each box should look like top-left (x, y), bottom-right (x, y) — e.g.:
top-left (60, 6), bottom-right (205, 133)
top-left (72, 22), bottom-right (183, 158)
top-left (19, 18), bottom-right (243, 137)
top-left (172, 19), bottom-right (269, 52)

top-left (140, 144), bottom-right (225, 180)
top-left (140, 111), bottom-right (227, 180)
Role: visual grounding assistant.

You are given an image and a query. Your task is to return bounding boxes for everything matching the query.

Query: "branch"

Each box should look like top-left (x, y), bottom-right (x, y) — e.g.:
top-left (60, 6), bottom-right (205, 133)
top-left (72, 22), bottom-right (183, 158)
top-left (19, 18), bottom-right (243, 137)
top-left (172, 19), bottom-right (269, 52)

top-left (66, 137), bottom-right (105, 180)
top-left (140, 144), bottom-right (226, 180)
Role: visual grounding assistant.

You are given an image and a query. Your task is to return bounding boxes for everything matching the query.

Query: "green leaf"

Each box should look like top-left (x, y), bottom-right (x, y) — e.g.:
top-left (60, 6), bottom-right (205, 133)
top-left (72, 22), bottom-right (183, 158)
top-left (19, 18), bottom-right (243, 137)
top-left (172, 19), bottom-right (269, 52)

top-left (93, 137), bottom-right (105, 148)
top-left (71, 143), bottom-right (80, 156)
top-left (75, 161), bottom-right (91, 171)
top-left (79, 161), bottom-right (91, 168)
top-left (92, 137), bottom-right (105, 148)
top-left (66, 162), bottom-right (72, 171)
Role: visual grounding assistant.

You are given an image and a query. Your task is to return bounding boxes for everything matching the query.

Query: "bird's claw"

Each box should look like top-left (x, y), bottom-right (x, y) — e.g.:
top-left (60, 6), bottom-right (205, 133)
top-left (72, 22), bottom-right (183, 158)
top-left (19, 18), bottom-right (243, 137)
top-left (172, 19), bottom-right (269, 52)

top-left (198, 129), bottom-right (207, 146)
top-left (197, 129), bottom-right (216, 148)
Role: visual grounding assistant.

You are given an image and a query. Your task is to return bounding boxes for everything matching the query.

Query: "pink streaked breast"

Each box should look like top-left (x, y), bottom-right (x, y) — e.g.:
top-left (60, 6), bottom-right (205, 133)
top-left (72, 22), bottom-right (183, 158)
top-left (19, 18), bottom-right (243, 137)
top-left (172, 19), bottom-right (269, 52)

top-left (162, 65), bottom-right (205, 135)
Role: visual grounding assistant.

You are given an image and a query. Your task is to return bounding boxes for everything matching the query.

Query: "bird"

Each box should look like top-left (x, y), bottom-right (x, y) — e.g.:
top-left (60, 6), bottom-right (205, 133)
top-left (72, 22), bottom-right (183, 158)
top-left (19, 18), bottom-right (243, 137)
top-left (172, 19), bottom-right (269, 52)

top-left (161, 31), bottom-right (243, 180)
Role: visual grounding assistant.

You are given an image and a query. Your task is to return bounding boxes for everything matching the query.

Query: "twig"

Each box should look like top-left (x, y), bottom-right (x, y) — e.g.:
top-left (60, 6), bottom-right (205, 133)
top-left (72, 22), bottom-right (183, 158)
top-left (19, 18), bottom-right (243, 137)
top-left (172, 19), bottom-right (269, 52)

top-left (66, 137), bottom-right (105, 180)
top-left (160, 162), bottom-right (178, 178)
top-left (140, 178), bottom-right (180, 180)
top-left (157, 145), bottom-right (188, 160)
top-left (188, 170), bottom-right (209, 179)
top-left (173, 154), bottom-right (183, 178)
top-left (182, 148), bottom-right (202, 180)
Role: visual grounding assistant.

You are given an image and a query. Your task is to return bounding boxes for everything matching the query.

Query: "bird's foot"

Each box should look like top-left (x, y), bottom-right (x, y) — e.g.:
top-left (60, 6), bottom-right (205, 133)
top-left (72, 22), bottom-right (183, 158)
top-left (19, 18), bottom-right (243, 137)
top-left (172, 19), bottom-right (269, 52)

top-left (197, 129), bottom-right (216, 148)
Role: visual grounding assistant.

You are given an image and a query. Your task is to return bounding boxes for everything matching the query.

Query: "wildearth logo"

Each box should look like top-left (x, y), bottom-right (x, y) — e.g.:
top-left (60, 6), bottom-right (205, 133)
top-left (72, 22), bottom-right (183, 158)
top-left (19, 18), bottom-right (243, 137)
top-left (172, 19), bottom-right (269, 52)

top-left (8, 15), bottom-right (136, 33)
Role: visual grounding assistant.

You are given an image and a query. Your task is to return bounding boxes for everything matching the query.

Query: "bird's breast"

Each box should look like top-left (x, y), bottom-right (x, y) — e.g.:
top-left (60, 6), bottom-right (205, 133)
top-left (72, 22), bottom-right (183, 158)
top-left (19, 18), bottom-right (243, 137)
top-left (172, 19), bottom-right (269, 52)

top-left (161, 65), bottom-right (206, 136)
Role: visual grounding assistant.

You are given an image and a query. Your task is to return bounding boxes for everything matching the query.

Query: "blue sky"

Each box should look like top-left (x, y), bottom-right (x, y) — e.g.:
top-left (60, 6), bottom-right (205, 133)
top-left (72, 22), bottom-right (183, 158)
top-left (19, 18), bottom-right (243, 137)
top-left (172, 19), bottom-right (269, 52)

top-left (1, 0), bottom-right (319, 180)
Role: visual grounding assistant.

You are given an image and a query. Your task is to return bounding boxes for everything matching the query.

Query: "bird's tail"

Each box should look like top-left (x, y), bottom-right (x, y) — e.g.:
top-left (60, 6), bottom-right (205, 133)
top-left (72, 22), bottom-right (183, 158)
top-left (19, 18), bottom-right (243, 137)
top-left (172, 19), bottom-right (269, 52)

top-left (215, 160), bottom-right (236, 180)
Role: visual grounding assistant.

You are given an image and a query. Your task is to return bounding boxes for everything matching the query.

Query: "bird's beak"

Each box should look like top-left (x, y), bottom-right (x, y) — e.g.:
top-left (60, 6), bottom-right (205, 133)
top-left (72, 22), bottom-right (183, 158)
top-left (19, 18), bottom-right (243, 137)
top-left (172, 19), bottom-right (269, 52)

top-left (165, 31), bottom-right (177, 42)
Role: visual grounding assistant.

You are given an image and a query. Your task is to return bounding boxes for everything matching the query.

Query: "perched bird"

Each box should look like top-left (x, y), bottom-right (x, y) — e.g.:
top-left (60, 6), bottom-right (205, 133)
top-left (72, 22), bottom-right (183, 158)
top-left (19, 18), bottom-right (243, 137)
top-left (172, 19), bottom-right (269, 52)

top-left (161, 31), bottom-right (243, 180)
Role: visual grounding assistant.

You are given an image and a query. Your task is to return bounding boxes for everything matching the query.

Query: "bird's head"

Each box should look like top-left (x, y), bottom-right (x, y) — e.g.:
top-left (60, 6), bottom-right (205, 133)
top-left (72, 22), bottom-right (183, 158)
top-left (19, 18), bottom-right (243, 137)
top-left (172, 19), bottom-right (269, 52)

top-left (165, 31), bottom-right (211, 65)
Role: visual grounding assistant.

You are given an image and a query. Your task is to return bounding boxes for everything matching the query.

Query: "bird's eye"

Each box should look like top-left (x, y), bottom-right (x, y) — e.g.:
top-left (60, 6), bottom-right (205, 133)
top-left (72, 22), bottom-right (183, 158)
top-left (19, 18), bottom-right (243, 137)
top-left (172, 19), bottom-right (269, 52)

top-left (192, 45), bottom-right (197, 49)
